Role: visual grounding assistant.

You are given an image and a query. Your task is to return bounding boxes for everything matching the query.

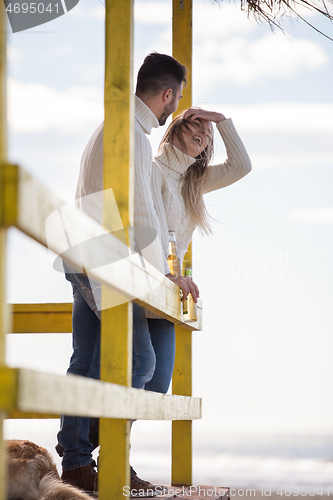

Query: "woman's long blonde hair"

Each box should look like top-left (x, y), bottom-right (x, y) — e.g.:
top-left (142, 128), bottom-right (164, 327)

top-left (159, 110), bottom-right (214, 234)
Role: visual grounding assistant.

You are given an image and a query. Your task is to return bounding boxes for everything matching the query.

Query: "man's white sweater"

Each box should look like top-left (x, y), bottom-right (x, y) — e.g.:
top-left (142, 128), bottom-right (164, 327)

top-left (75, 95), bottom-right (170, 275)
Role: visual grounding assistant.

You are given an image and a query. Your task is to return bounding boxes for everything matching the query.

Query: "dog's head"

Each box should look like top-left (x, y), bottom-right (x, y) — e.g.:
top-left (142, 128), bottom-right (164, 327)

top-left (6, 440), bottom-right (59, 480)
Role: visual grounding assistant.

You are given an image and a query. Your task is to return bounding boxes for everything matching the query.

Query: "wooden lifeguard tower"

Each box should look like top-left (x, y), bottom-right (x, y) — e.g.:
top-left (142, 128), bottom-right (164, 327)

top-left (0, 1), bottom-right (229, 498)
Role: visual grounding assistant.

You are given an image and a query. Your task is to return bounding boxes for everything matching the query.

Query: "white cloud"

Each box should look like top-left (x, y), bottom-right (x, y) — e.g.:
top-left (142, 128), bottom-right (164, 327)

top-left (135, 1), bottom-right (171, 24)
top-left (7, 45), bottom-right (22, 63)
top-left (134, 1), bottom-right (254, 33)
top-left (248, 33), bottom-right (326, 78)
top-left (133, 1), bottom-right (328, 92)
top-left (194, 31), bottom-right (328, 88)
top-left (8, 75), bottom-right (333, 174)
top-left (70, 0), bottom-right (331, 28)
top-left (8, 70), bottom-right (333, 165)
top-left (70, 1), bottom-right (172, 23)
top-left (208, 102), bottom-right (333, 170)
top-left (209, 102), bottom-right (333, 134)
top-left (91, 5), bottom-right (105, 19)
top-left (200, 102), bottom-right (333, 170)
top-left (280, 0), bottom-right (333, 20)
top-left (46, 44), bottom-right (75, 59)
top-left (70, 3), bottom-right (105, 20)
top-left (8, 78), bottom-right (103, 133)
top-left (57, 0), bottom-right (329, 90)
top-left (194, 2), bottom-right (255, 39)
top-left (287, 208), bottom-right (333, 224)
top-left (248, 152), bottom-right (333, 170)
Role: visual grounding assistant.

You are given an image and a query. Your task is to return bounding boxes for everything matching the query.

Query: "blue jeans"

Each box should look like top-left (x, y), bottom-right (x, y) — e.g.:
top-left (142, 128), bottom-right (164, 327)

top-left (57, 272), bottom-right (175, 470)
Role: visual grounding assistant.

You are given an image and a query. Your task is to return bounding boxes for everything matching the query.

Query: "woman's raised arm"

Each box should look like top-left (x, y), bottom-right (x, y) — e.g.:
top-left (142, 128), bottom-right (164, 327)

top-left (183, 107), bottom-right (226, 124)
top-left (203, 118), bottom-right (252, 193)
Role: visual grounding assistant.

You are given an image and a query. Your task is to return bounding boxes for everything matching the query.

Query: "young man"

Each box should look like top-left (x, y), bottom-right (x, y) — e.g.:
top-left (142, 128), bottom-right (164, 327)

top-left (57, 53), bottom-right (195, 496)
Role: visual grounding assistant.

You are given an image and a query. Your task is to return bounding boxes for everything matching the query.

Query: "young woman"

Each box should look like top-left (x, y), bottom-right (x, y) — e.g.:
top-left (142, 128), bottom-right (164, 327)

top-left (144, 108), bottom-right (252, 393)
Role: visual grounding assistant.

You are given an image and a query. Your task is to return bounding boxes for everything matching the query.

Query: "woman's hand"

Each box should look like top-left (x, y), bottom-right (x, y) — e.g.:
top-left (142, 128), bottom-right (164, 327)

top-left (183, 108), bottom-right (226, 124)
top-left (166, 273), bottom-right (199, 302)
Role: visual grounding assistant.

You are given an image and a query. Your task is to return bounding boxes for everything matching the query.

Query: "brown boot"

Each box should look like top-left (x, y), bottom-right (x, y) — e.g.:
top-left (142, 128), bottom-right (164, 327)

top-left (61, 462), bottom-right (98, 494)
top-left (130, 467), bottom-right (168, 497)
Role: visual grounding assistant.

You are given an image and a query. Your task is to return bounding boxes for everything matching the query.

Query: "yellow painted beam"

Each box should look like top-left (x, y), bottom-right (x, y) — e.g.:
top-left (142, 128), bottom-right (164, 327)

top-left (0, 1), bottom-right (8, 497)
top-left (172, 0), bottom-right (194, 488)
top-left (100, 1), bottom-right (134, 498)
top-left (11, 303), bottom-right (72, 333)
top-left (0, 364), bottom-right (18, 468)
top-left (172, 420), bottom-right (192, 485)
top-left (172, 325), bottom-right (193, 486)
top-left (99, 418), bottom-right (130, 499)
top-left (0, 164), bottom-right (18, 227)
top-left (103, 7), bottom-right (134, 233)
top-left (10, 302), bottom-right (201, 334)
top-left (6, 411), bottom-right (59, 419)
top-left (0, 4), bottom-right (6, 164)
top-left (0, 234), bottom-right (8, 365)
top-left (172, 0), bottom-right (192, 114)
top-left (172, 326), bottom-right (192, 398)
top-left (0, 411), bottom-right (5, 500)
top-left (101, 303), bottom-right (132, 389)
top-left (0, 368), bottom-right (17, 410)
top-left (172, 0), bottom-right (193, 278)
top-left (173, 0), bottom-right (193, 272)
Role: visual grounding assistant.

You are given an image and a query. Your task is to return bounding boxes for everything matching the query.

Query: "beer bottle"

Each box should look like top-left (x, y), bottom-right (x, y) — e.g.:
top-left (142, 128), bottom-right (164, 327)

top-left (167, 230), bottom-right (181, 277)
top-left (183, 266), bottom-right (197, 323)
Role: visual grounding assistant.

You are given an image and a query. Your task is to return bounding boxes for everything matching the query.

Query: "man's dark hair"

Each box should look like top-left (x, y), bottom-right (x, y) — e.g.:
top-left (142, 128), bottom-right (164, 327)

top-left (136, 52), bottom-right (187, 97)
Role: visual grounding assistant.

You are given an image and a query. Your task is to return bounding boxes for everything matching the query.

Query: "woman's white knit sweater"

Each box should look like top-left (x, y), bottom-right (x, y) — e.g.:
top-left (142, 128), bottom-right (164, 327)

top-left (150, 118), bottom-right (252, 269)
top-left (145, 118), bottom-right (251, 319)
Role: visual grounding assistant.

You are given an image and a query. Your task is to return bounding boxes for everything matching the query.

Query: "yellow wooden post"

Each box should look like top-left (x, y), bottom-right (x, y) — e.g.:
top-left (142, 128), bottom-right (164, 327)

top-left (99, 1), bottom-right (134, 498)
top-left (172, 0), bottom-right (193, 487)
top-left (172, 325), bottom-right (193, 486)
top-left (0, 0), bottom-right (7, 497)
top-left (0, 234), bottom-right (7, 500)
top-left (172, 0), bottom-right (192, 113)
top-left (0, 0), bottom-right (8, 367)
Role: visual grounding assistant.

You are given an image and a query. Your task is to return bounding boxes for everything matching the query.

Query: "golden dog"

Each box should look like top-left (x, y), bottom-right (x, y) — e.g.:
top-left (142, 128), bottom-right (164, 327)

top-left (6, 440), bottom-right (93, 500)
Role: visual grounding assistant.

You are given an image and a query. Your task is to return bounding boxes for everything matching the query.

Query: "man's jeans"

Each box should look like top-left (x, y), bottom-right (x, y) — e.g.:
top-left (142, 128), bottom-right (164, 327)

top-left (57, 272), bottom-right (175, 470)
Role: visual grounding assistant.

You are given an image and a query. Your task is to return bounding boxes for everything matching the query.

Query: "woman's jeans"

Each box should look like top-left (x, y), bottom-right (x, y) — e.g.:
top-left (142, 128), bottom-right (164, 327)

top-left (57, 272), bottom-right (175, 470)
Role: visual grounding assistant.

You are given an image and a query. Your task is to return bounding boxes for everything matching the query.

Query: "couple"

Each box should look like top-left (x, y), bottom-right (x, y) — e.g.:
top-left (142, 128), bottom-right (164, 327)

top-left (57, 52), bottom-right (251, 496)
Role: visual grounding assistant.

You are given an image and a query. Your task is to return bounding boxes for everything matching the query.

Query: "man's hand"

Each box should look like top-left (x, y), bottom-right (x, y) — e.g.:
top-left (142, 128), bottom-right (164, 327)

top-left (166, 273), bottom-right (200, 302)
top-left (183, 108), bottom-right (226, 124)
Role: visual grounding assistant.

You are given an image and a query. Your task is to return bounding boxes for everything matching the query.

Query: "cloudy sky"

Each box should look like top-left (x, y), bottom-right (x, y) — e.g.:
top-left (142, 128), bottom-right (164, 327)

top-left (5, 0), bottom-right (333, 437)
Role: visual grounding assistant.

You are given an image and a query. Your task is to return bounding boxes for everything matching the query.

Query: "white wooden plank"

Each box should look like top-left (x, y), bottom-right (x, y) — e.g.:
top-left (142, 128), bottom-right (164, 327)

top-left (17, 369), bottom-right (202, 421)
top-left (13, 166), bottom-right (202, 331)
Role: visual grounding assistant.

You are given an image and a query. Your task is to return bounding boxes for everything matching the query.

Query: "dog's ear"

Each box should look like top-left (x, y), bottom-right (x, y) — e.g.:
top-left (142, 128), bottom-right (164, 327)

top-left (7, 440), bottom-right (59, 480)
top-left (6, 439), bottom-right (47, 459)
top-left (6, 439), bottom-right (91, 500)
